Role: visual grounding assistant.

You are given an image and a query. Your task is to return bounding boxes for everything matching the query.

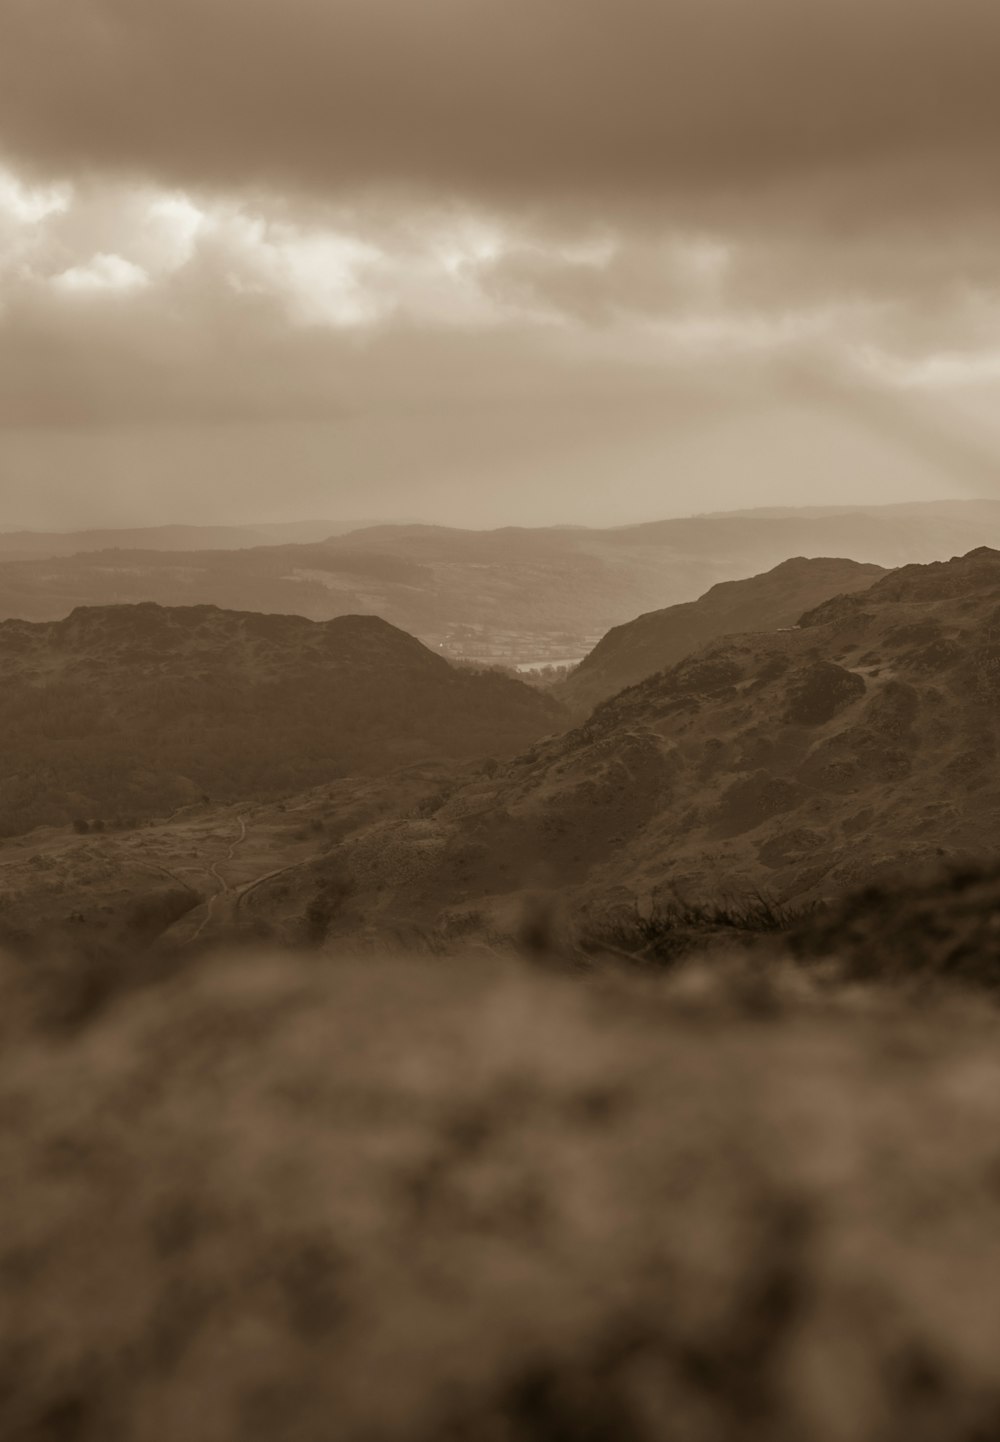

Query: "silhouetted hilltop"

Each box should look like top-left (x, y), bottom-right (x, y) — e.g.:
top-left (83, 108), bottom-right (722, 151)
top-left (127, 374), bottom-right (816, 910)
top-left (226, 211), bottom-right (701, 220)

top-left (269, 547), bottom-right (1000, 940)
top-left (559, 556), bottom-right (886, 715)
top-left (0, 603), bottom-right (563, 836)
top-left (9, 603), bottom-right (436, 675)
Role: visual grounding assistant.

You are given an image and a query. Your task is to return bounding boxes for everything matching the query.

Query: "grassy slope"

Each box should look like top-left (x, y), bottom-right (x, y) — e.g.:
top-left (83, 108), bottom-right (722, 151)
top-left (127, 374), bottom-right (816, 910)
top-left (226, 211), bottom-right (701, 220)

top-left (0, 765), bottom-right (458, 953)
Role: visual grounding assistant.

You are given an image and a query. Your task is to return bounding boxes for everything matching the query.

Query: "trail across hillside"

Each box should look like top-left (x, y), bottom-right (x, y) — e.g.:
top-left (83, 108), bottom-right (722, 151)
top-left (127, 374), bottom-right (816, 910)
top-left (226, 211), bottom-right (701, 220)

top-left (190, 813), bottom-right (249, 941)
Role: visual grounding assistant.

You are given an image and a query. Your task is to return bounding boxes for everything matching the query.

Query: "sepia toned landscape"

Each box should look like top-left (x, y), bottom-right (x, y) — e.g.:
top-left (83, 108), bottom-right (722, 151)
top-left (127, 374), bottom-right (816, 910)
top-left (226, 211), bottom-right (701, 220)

top-left (5, 1), bottom-right (1000, 1437)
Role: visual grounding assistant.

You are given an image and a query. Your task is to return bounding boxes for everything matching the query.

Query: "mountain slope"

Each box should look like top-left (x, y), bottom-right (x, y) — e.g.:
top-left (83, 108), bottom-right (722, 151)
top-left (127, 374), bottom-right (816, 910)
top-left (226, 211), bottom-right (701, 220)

top-left (4, 501), bottom-right (1000, 664)
top-left (261, 547), bottom-right (1000, 940)
top-left (0, 604), bottom-right (563, 836)
top-left (559, 556), bottom-right (887, 716)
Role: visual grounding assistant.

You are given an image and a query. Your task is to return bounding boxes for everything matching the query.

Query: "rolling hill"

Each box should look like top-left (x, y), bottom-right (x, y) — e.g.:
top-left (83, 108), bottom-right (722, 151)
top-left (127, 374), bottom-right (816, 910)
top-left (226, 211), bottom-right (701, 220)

top-left (0, 603), bottom-right (563, 837)
top-left (4, 501), bottom-right (1000, 666)
top-left (558, 556), bottom-right (887, 716)
top-left (0, 518), bottom-right (385, 563)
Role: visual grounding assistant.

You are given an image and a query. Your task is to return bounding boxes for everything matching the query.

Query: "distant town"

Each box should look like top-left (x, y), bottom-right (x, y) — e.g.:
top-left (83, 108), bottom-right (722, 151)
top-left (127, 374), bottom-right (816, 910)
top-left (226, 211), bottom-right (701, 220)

top-left (433, 623), bottom-right (601, 671)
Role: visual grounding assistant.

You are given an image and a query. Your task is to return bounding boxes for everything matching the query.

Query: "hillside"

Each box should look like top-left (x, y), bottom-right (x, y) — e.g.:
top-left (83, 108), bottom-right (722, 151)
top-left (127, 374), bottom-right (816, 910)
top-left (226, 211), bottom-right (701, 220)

top-left (0, 604), bottom-right (563, 837)
top-left (559, 556), bottom-right (887, 716)
top-left (246, 547), bottom-right (1000, 942)
top-left (4, 501), bottom-right (1000, 666)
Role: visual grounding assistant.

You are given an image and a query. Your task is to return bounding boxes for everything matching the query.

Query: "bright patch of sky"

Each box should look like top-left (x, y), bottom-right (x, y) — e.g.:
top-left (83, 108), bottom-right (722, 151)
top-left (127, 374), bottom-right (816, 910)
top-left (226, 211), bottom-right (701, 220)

top-left (53, 252), bottom-right (150, 292)
top-left (0, 162), bottom-right (996, 399)
top-left (0, 166), bottom-right (71, 224)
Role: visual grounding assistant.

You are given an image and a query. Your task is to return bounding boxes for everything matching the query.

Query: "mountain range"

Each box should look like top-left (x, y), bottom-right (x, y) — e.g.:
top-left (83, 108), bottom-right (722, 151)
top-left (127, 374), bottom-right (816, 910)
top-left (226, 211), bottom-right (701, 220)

top-left (0, 519), bottom-right (397, 563)
top-left (8, 542), bottom-right (1000, 957)
top-left (2, 553), bottom-right (892, 950)
top-left (238, 547), bottom-right (1000, 944)
top-left (4, 501), bottom-right (1000, 666)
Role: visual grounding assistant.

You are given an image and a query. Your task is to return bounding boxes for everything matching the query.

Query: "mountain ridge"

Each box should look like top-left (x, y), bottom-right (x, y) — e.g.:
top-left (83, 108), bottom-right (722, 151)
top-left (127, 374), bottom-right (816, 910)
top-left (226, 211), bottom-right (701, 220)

top-left (558, 555), bottom-right (887, 715)
top-left (0, 602), bottom-right (564, 837)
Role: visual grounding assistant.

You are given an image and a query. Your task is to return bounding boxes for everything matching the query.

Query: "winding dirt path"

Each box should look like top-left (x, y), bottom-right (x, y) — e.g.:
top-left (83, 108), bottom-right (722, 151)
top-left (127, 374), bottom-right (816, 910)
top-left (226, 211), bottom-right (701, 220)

top-left (234, 856), bottom-right (315, 915)
top-left (190, 814), bottom-right (249, 941)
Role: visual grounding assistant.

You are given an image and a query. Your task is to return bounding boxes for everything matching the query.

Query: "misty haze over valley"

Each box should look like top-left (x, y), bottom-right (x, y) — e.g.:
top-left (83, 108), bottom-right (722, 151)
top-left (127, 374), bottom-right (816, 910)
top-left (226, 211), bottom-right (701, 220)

top-left (5, 3), bottom-right (1000, 1438)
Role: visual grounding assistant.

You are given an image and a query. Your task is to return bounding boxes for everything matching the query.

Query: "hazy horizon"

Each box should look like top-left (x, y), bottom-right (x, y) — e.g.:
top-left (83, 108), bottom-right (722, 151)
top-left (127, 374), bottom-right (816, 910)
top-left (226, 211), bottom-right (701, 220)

top-left (6, 492), bottom-right (1000, 539)
top-left (0, 403), bottom-right (995, 532)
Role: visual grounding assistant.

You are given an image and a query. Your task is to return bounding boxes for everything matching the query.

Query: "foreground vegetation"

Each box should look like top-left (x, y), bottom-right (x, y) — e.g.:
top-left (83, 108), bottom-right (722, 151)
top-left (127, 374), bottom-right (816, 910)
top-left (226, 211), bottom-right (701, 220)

top-left (584, 894), bottom-right (809, 968)
top-left (5, 866), bottom-right (1000, 1439)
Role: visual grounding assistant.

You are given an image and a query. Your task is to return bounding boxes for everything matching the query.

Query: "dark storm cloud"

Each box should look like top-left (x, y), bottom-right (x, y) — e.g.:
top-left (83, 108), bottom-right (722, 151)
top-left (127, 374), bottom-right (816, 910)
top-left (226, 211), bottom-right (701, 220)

top-left (1, 0), bottom-right (998, 220)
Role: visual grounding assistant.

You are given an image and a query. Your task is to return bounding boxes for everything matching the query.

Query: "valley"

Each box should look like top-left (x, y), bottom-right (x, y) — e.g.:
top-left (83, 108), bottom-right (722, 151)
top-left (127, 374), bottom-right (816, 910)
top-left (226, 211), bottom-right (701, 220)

top-left (6, 513), bottom-right (1000, 1442)
top-left (8, 544), bottom-right (1000, 964)
top-left (5, 500), bottom-right (1000, 667)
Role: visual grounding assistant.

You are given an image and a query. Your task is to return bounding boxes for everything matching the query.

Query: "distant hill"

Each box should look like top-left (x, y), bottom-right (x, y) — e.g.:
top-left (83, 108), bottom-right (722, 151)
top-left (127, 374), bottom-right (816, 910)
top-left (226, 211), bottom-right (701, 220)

top-left (4, 502), bottom-right (1000, 663)
top-left (703, 499), bottom-right (1000, 524)
top-left (0, 604), bottom-right (563, 836)
top-left (559, 556), bottom-right (887, 716)
top-left (0, 519), bottom-right (382, 563)
top-left (256, 547), bottom-right (1000, 940)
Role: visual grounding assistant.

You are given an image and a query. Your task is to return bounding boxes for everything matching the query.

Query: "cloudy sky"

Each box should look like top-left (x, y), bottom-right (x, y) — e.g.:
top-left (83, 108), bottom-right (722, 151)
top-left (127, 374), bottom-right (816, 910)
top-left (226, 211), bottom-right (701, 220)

top-left (2, 0), bottom-right (1000, 530)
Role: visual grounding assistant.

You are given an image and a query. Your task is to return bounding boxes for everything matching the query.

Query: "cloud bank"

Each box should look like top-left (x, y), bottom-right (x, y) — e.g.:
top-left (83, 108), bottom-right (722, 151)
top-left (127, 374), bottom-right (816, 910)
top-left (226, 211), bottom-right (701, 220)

top-left (1, 0), bottom-right (999, 525)
top-left (2, 0), bottom-right (998, 217)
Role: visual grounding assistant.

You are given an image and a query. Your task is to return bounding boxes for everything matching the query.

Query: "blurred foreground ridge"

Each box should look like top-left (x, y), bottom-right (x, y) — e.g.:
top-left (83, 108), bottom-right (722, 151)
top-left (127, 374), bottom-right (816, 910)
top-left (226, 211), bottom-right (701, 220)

top-left (4, 935), bottom-right (1000, 1441)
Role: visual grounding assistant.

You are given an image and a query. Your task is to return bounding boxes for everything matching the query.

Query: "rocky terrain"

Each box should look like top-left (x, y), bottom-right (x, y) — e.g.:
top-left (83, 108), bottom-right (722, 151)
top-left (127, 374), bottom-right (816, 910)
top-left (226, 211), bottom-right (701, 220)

top-left (559, 556), bottom-right (886, 717)
top-left (233, 547), bottom-right (1000, 945)
top-left (0, 604), bottom-right (562, 837)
